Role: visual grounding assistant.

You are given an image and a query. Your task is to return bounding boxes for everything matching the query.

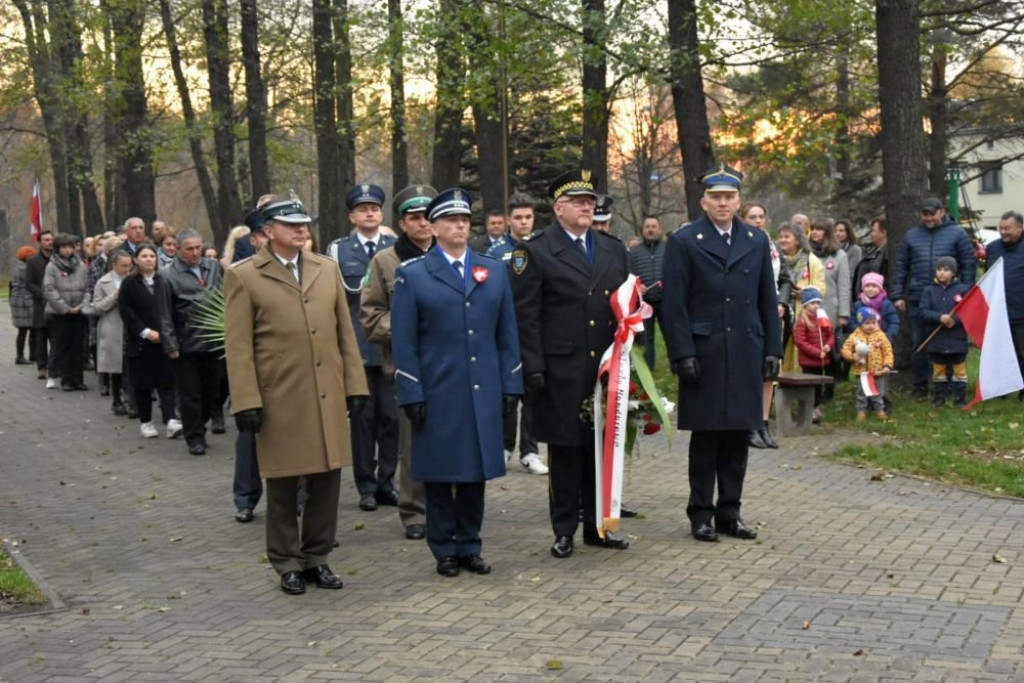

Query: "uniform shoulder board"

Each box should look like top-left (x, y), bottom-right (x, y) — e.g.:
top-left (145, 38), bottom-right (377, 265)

top-left (475, 251), bottom-right (502, 264)
top-left (399, 254), bottom-right (427, 267)
top-left (526, 229), bottom-right (545, 241)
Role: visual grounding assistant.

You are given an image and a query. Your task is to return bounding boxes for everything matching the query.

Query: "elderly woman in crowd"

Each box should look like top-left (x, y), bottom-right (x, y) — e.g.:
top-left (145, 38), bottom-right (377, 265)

top-left (119, 243), bottom-right (181, 439)
top-left (777, 222), bottom-right (826, 374)
top-left (740, 203), bottom-right (792, 449)
top-left (43, 234), bottom-right (90, 391)
top-left (88, 251), bottom-right (133, 415)
top-left (157, 227), bottom-right (179, 269)
top-left (9, 245), bottom-right (38, 365)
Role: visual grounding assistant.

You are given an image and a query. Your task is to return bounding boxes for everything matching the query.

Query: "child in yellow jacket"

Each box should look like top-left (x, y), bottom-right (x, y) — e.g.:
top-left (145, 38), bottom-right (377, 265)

top-left (841, 306), bottom-right (894, 420)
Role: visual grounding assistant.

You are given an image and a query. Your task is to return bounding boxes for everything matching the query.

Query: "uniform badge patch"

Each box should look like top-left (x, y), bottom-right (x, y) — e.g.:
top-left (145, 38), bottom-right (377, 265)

top-left (511, 250), bottom-right (528, 275)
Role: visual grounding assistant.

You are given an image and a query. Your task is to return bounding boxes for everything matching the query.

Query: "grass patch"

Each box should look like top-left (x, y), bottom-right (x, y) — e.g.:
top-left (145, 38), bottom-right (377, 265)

top-left (825, 348), bottom-right (1024, 497)
top-left (647, 330), bottom-right (1024, 497)
top-left (0, 545), bottom-right (47, 609)
top-left (0, 275), bottom-right (9, 300)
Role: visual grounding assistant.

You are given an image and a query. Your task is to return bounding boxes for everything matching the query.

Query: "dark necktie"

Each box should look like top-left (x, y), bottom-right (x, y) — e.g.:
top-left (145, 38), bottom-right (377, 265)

top-left (575, 236), bottom-right (587, 257)
top-left (365, 241), bottom-right (376, 257)
top-left (721, 231), bottom-right (731, 246)
top-left (453, 260), bottom-right (463, 279)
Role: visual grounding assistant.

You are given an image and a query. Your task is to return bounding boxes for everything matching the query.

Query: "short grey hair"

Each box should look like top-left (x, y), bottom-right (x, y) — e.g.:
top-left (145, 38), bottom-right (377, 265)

top-left (177, 228), bottom-right (203, 247)
top-left (1000, 210), bottom-right (1023, 227)
top-left (123, 216), bottom-right (144, 231)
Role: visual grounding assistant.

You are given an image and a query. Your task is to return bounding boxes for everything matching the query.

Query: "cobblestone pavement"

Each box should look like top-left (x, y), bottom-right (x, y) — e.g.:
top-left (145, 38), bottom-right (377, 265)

top-left (0, 309), bottom-right (1022, 682)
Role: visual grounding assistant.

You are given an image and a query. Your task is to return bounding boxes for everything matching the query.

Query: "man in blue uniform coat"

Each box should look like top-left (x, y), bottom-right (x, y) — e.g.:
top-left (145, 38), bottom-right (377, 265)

top-left (511, 169), bottom-right (632, 558)
top-left (326, 184), bottom-right (399, 512)
top-left (662, 164), bottom-right (782, 543)
top-left (391, 188), bottom-right (524, 577)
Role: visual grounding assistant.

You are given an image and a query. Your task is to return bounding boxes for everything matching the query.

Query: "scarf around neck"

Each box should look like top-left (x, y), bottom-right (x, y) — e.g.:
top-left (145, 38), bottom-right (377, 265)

top-left (51, 252), bottom-right (80, 275)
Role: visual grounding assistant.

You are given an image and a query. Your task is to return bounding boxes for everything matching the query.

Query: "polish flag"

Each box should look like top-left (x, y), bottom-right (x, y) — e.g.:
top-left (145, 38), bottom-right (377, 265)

top-left (816, 307), bottom-right (833, 331)
top-left (30, 176), bottom-right (42, 242)
top-left (860, 372), bottom-right (880, 397)
top-left (952, 258), bottom-right (1024, 407)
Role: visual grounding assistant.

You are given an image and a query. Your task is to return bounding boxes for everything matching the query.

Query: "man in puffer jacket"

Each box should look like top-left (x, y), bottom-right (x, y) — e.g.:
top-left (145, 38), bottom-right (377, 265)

top-left (891, 198), bottom-right (975, 398)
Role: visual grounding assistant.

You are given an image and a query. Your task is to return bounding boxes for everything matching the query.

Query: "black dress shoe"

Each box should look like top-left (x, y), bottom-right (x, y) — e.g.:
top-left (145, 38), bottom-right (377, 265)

top-left (715, 518), bottom-right (757, 540)
top-left (15, 357), bottom-right (32, 365)
top-left (187, 440), bottom-right (206, 456)
top-left (358, 493), bottom-right (378, 511)
top-left (127, 408), bottom-right (139, 419)
top-left (583, 530), bottom-right (630, 549)
top-left (211, 416), bottom-right (226, 434)
top-left (620, 505), bottom-right (639, 518)
top-left (760, 425), bottom-right (779, 449)
top-left (111, 402), bottom-right (128, 416)
top-left (436, 556), bottom-right (460, 577)
top-left (303, 564), bottom-right (344, 589)
top-left (550, 535), bottom-right (574, 558)
top-left (99, 385), bottom-right (110, 396)
top-left (234, 508), bottom-right (254, 523)
top-left (692, 522), bottom-right (719, 542)
top-left (459, 555), bottom-right (491, 574)
top-left (405, 524), bottom-right (426, 540)
top-left (74, 383), bottom-right (89, 391)
top-left (280, 571), bottom-right (306, 595)
top-left (375, 488), bottom-right (399, 507)
top-left (62, 384), bottom-right (75, 392)
top-left (748, 429), bottom-right (768, 449)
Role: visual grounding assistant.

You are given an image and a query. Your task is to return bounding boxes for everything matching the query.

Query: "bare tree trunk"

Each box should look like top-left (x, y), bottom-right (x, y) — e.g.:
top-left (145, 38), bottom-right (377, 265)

top-left (927, 45), bottom-right (948, 199)
top-left (202, 0), bottom-right (242, 244)
top-left (468, 11), bottom-right (506, 215)
top-left (102, 11), bottom-right (117, 228)
top-left (108, 0), bottom-right (155, 225)
top-left (876, 0), bottom-right (927, 372)
top-left (431, 0), bottom-right (466, 190)
top-left (159, 0), bottom-right (220, 236)
top-left (333, 0), bottom-right (356, 237)
top-left (388, 0), bottom-right (409, 197)
top-left (834, 46), bottom-right (853, 207)
top-left (667, 0), bottom-right (714, 221)
top-left (581, 0), bottom-right (609, 193)
top-left (313, 0), bottom-right (341, 242)
top-left (240, 0), bottom-right (270, 202)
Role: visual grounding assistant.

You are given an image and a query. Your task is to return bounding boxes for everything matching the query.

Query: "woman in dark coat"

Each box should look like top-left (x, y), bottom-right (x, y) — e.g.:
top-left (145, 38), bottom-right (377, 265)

top-left (119, 243), bottom-right (180, 440)
top-left (9, 245), bottom-right (37, 364)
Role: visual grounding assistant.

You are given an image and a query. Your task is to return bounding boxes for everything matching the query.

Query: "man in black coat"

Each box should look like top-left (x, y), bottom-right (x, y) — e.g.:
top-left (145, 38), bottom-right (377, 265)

top-left (511, 169), bottom-right (631, 558)
top-left (24, 231), bottom-right (54, 379)
top-left (662, 164), bottom-right (782, 543)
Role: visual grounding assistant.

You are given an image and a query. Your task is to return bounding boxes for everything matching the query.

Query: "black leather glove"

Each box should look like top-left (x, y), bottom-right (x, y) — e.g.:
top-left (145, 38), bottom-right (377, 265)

top-left (526, 373), bottom-right (546, 394)
top-left (234, 408), bottom-right (263, 433)
top-left (347, 396), bottom-right (367, 418)
top-left (403, 402), bottom-right (426, 430)
top-left (679, 357), bottom-right (700, 386)
top-left (763, 355), bottom-right (781, 381)
top-left (503, 394), bottom-right (519, 417)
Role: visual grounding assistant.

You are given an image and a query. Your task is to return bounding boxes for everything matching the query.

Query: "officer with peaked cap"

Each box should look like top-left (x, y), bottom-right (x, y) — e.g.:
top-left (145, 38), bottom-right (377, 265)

top-left (360, 183), bottom-right (438, 541)
top-left (661, 163), bottom-right (781, 543)
top-left (224, 191), bottom-right (369, 594)
top-left (391, 188), bottom-right (523, 576)
top-left (592, 195), bottom-right (614, 232)
top-left (326, 183), bottom-right (400, 512)
top-left (511, 169), bottom-right (632, 558)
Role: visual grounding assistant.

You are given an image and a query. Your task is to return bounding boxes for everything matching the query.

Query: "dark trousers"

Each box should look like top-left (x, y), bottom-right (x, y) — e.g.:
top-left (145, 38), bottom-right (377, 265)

top-left (266, 469), bottom-right (340, 575)
top-left (502, 395), bottom-right (537, 457)
top-left (233, 430), bottom-right (263, 512)
top-left (47, 314), bottom-right (86, 385)
top-left (16, 328), bottom-right (36, 360)
top-left (642, 301), bottom-right (665, 370)
top-left (549, 441), bottom-right (597, 538)
top-left (423, 481), bottom-right (485, 560)
top-left (174, 352), bottom-right (224, 443)
top-left (135, 387), bottom-right (176, 424)
top-left (397, 408), bottom-right (425, 528)
top-left (351, 366), bottom-right (399, 495)
top-left (1011, 322), bottom-right (1024, 383)
top-left (909, 309), bottom-right (930, 389)
top-left (686, 430), bottom-right (749, 526)
top-left (34, 325), bottom-right (48, 370)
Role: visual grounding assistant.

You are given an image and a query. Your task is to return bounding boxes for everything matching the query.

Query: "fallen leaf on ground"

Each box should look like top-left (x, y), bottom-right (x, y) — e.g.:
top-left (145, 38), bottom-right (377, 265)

top-left (545, 659), bottom-right (563, 670)
top-left (802, 621), bottom-right (810, 630)
top-left (853, 649), bottom-right (865, 656)
top-left (992, 554), bottom-right (1007, 564)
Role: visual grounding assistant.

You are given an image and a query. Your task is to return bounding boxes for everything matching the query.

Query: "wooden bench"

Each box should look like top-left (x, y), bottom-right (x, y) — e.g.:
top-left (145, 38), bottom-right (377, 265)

top-left (773, 371), bottom-right (835, 436)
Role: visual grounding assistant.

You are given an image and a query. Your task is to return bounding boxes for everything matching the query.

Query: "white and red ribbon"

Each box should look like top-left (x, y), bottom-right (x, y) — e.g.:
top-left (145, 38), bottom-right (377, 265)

top-left (593, 274), bottom-right (652, 538)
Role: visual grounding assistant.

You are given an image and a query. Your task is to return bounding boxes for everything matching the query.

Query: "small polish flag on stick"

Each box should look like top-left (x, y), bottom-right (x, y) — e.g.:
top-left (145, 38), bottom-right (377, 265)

top-left (860, 372), bottom-right (880, 397)
top-left (951, 258), bottom-right (1024, 408)
top-left (30, 176), bottom-right (43, 242)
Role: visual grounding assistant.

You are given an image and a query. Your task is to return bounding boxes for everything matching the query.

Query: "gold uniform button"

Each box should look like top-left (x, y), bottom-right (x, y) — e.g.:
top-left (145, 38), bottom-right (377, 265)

top-left (589, 320), bottom-right (595, 327)
top-left (320, 392), bottom-right (326, 399)
top-left (311, 328), bottom-right (317, 334)
top-left (590, 350), bottom-right (596, 358)
top-left (604, 290), bottom-right (610, 295)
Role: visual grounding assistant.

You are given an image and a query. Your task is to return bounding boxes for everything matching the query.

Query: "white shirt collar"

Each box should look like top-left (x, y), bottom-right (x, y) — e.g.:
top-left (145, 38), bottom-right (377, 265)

top-left (439, 248), bottom-right (467, 268)
top-left (356, 231), bottom-right (379, 247)
top-left (274, 251), bottom-right (299, 270)
top-left (563, 227), bottom-right (588, 248)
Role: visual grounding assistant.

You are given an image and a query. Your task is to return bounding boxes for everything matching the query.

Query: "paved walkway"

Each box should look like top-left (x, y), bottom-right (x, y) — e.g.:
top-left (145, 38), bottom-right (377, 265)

top-left (0, 308), bottom-right (1022, 682)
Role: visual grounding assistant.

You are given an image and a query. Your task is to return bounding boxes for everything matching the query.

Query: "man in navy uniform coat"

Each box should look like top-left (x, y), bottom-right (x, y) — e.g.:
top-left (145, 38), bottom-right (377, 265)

top-left (511, 169), bottom-right (632, 558)
top-left (391, 188), bottom-right (523, 577)
top-left (326, 183), bottom-right (399, 512)
top-left (662, 164), bottom-right (781, 543)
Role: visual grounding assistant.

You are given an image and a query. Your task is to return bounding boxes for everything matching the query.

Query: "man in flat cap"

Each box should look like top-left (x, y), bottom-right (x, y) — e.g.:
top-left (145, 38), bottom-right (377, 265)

top-left (326, 183), bottom-right (400, 512)
top-left (391, 188), bottom-right (523, 577)
top-left (224, 192), bottom-right (369, 594)
top-left (891, 197), bottom-right (975, 398)
top-left (360, 184), bottom-right (438, 541)
top-left (511, 170), bottom-right (631, 558)
top-left (662, 163), bottom-right (781, 543)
